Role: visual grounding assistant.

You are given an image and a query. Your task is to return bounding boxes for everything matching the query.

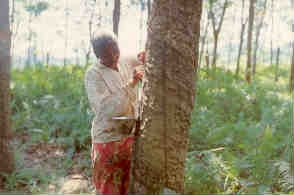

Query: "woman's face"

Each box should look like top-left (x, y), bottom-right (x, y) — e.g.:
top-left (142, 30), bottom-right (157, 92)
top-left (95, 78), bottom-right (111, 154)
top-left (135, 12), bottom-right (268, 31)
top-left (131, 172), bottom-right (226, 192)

top-left (102, 42), bottom-right (120, 70)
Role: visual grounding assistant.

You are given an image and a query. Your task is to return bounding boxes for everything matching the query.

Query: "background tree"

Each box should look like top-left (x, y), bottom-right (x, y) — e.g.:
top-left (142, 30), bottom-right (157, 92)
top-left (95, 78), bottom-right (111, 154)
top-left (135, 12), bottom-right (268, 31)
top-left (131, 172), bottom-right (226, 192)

top-left (236, 0), bottom-right (247, 76)
top-left (64, 0), bottom-right (70, 66)
top-left (274, 47), bottom-right (280, 81)
top-left (270, 0), bottom-right (274, 66)
top-left (252, 0), bottom-right (268, 76)
top-left (147, 0), bottom-right (151, 19)
top-left (245, 0), bottom-right (255, 83)
top-left (128, 0), bottom-right (202, 194)
top-left (208, 0), bottom-right (230, 69)
top-left (290, 0), bottom-right (294, 91)
top-left (199, 6), bottom-right (210, 70)
top-left (23, 0), bottom-right (49, 66)
top-left (113, 0), bottom-right (120, 36)
top-left (0, 0), bottom-right (14, 184)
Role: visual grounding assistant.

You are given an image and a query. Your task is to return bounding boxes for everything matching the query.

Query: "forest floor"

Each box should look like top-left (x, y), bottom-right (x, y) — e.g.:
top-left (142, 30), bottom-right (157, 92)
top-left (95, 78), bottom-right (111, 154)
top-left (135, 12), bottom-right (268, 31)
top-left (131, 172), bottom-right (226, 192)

top-left (8, 132), bottom-right (95, 194)
top-left (2, 64), bottom-right (293, 194)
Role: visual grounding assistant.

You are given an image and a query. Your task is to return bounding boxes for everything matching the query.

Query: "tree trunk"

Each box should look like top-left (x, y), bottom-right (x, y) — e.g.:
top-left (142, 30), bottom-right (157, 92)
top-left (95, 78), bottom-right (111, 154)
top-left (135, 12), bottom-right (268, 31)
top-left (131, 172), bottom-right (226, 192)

top-left (290, 0), bottom-right (294, 91)
top-left (246, 0), bottom-right (255, 83)
top-left (209, 0), bottom-right (228, 70)
top-left (275, 47), bottom-right (280, 82)
top-left (113, 0), bottom-right (120, 36)
top-left (199, 19), bottom-right (209, 70)
top-left (147, 0), bottom-right (151, 19)
top-left (236, 22), bottom-right (246, 76)
top-left (252, 25), bottom-right (261, 75)
top-left (128, 0), bottom-right (202, 194)
top-left (270, 0), bottom-right (274, 66)
top-left (26, 13), bottom-right (32, 66)
top-left (46, 52), bottom-right (50, 65)
top-left (212, 33), bottom-right (218, 69)
top-left (139, 0), bottom-right (145, 50)
top-left (253, 0), bottom-right (268, 76)
top-left (236, 0), bottom-right (246, 77)
top-left (205, 48), bottom-right (210, 71)
top-left (0, 0), bottom-right (14, 183)
top-left (64, 0), bottom-right (69, 66)
top-left (291, 38), bottom-right (294, 91)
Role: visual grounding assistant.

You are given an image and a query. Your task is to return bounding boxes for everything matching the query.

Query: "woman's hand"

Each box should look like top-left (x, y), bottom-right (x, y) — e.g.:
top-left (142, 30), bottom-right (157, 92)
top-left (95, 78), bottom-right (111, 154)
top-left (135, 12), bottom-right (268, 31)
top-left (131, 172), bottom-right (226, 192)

top-left (132, 65), bottom-right (144, 85)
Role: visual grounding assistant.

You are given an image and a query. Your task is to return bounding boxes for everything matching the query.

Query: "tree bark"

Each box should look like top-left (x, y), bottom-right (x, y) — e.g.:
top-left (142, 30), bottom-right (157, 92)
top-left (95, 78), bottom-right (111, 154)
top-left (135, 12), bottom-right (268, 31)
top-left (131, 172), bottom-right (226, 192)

top-left (209, 0), bottom-right (228, 69)
top-left (0, 0), bottom-right (14, 183)
top-left (113, 0), bottom-right (121, 37)
top-left (236, 22), bottom-right (247, 76)
top-left (253, 0), bottom-right (268, 76)
top-left (212, 33), bottom-right (219, 68)
top-left (275, 47), bottom-right (280, 82)
top-left (236, 0), bottom-right (246, 77)
top-left (246, 0), bottom-right (255, 83)
top-left (64, 0), bottom-right (69, 66)
top-left (290, 0), bottom-right (294, 91)
top-left (128, 0), bottom-right (202, 194)
top-left (199, 18), bottom-right (209, 70)
top-left (291, 38), bottom-right (294, 91)
top-left (270, 0), bottom-right (274, 66)
top-left (147, 0), bottom-right (151, 19)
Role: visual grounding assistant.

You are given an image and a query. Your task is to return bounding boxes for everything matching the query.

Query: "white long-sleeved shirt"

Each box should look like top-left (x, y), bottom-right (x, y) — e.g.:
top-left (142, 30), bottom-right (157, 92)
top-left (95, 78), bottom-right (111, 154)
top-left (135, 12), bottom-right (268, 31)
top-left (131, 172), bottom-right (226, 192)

top-left (84, 61), bottom-right (137, 143)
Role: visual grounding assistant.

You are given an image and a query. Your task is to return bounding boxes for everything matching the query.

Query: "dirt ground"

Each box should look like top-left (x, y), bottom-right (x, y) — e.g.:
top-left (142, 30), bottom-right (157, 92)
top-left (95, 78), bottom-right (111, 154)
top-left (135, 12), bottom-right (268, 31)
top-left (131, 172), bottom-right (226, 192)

top-left (2, 132), bottom-right (95, 194)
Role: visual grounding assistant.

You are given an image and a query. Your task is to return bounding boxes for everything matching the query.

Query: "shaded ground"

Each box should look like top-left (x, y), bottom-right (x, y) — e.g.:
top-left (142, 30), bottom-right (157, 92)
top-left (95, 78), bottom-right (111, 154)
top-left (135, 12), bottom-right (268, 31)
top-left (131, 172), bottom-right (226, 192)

top-left (3, 131), bottom-right (95, 194)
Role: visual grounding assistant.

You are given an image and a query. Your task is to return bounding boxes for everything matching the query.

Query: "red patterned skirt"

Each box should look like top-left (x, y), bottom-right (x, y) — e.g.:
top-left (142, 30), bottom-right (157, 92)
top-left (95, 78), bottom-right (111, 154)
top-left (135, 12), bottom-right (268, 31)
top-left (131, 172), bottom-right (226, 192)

top-left (91, 136), bottom-right (134, 195)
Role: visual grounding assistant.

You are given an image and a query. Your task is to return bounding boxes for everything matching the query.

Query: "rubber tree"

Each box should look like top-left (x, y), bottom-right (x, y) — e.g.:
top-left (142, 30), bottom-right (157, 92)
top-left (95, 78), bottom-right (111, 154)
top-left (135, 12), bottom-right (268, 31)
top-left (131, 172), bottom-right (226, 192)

top-left (0, 0), bottom-right (14, 182)
top-left (245, 0), bottom-right (255, 83)
top-left (208, 0), bottom-right (230, 70)
top-left (236, 0), bottom-right (247, 77)
top-left (113, 0), bottom-right (120, 36)
top-left (128, 0), bottom-right (202, 194)
top-left (252, 0), bottom-right (268, 76)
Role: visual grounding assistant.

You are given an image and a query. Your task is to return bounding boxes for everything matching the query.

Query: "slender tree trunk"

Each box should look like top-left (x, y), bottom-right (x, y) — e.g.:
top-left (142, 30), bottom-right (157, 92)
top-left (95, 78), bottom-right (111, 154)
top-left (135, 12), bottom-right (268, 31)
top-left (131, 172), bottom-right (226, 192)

top-left (212, 33), bottom-right (218, 69)
top-left (139, 0), bottom-right (145, 50)
top-left (205, 39), bottom-right (210, 70)
top-left (246, 0), bottom-right (255, 83)
top-left (275, 47), bottom-right (280, 82)
top-left (253, 25), bottom-right (261, 75)
top-left (236, 0), bottom-right (246, 76)
top-left (291, 39), bottom-right (294, 91)
top-left (64, 0), bottom-right (69, 66)
top-left (0, 0), bottom-right (14, 184)
top-left (86, 2), bottom-right (94, 66)
top-left (199, 19), bottom-right (210, 69)
top-left (26, 13), bottom-right (32, 66)
top-left (236, 23), bottom-right (247, 76)
top-left (270, 0), bottom-right (274, 66)
top-left (290, 0), bottom-right (294, 91)
top-left (147, 0), bottom-right (151, 19)
top-left (209, 0), bottom-right (228, 71)
top-left (113, 0), bottom-right (120, 36)
top-left (46, 52), bottom-right (50, 65)
top-left (128, 0), bottom-right (202, 194)
top-left (253, 0), bottom-right (268, 76)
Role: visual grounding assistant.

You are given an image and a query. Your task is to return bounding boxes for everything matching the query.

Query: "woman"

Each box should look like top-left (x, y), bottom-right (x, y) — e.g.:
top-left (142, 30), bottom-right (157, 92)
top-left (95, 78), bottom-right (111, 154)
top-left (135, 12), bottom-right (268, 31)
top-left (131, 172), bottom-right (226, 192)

top-left (84, 30), bottom-right (144, 195)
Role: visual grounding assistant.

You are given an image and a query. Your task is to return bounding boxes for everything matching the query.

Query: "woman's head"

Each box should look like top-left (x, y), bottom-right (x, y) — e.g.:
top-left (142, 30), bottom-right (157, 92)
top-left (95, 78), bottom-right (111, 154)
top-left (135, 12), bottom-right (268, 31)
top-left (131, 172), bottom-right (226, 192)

top-left (91, 30), bottom-right (120, 70)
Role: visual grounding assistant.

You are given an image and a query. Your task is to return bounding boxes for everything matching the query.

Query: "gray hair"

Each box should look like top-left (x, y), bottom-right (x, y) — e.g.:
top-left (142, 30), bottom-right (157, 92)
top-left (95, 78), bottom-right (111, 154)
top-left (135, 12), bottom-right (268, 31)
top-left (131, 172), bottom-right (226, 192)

top-left (91, 29), bottom-right (118, 59)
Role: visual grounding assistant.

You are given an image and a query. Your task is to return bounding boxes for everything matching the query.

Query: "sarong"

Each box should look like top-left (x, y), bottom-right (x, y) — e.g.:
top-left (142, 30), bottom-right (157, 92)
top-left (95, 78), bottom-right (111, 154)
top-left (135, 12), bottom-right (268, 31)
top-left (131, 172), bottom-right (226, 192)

top-left (91, 135), bottom-right (134, 195)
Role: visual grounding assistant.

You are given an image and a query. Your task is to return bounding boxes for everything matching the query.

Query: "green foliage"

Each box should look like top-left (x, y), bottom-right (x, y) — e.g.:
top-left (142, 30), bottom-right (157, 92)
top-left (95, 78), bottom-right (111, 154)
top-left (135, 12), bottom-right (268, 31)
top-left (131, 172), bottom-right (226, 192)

top-left (9, 64), bottom-right (292, 194)
top-left (11, 65), bottom-right (92, 150)
top-left (185, 67), bottom-right (292, 194)
top-left (24, 1), bottom-right (49, 16)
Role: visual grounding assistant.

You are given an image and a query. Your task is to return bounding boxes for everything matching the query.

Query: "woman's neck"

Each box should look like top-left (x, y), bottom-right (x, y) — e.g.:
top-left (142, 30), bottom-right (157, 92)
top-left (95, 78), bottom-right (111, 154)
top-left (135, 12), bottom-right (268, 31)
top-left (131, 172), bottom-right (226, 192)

top-left (100, 60), bottom-right (118, 72)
